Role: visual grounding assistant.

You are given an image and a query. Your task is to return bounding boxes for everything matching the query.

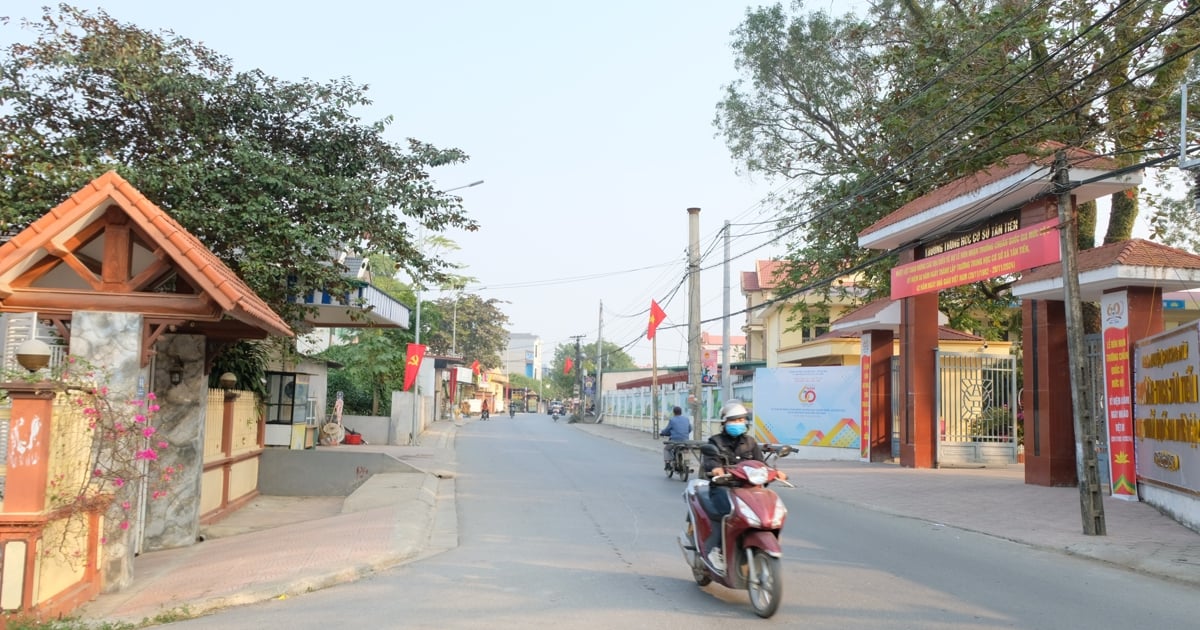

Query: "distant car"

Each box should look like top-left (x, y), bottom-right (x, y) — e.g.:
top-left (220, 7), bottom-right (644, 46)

top-left (549, 401), bottom-right (564, 415)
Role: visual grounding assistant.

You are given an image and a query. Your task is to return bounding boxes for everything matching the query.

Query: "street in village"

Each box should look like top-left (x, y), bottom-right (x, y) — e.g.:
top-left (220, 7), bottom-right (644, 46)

top-left (156, 414), bottom-right (1200, 630)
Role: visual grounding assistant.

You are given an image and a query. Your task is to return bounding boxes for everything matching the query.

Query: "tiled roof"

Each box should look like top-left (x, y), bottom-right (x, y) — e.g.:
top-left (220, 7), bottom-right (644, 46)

top-left (0, 171), bottom-right (292, 338)
top-left (860, 142), bottom-right (1117, 239)
top-left (1016, 238), bottom-right (1200, 284)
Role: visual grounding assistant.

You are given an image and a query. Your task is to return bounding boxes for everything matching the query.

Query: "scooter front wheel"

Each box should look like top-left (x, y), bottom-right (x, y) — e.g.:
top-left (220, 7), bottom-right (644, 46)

top-left (686, 515), bottom-right (711, 586)
top-left (746, 549), bottom-right (782, 618)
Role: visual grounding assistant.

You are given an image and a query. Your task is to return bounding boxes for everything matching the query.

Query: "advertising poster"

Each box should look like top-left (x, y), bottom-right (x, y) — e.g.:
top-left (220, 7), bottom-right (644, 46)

top-left (860, 338), bottom-right (872, 462)
top-left (1100, 292), bottom-right (1137, 499)
top-left (752, 366), bottom-right (862, 449)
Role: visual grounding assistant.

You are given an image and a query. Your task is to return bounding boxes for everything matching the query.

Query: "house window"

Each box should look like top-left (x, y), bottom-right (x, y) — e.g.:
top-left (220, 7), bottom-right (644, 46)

top-left (265, 372), bottom-right (311, 425)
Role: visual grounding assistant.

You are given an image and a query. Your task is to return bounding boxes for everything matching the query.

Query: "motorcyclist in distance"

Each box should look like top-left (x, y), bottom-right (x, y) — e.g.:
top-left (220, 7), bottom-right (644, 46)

top-left (700, 401), bottom-right (787, 572)
top-left (659, 405), bottom-right (692, 470)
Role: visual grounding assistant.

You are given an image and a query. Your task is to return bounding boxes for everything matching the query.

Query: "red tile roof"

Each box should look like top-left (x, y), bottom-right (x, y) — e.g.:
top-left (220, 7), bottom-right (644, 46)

top-left (1014, 238), bottom-right (1200, 286)
top-left (0, 171), bottom-right (292, 338)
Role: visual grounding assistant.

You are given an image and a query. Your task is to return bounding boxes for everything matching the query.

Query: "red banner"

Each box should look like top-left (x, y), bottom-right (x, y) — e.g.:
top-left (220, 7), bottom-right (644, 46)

top-left (1101, 293), bottom-right (1137, 499)
top-left (891, 219), bottom-right (1061, 299)
top-left (403, 344), bottom-right (427, 392)
top-left (564, 357), bottom-right (574, 374)
top-left (647, 300), bottom-right (667, 340)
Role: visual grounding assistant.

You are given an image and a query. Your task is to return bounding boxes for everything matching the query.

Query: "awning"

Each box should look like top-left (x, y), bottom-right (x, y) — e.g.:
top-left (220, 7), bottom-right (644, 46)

top-left (295, 283), bottom-right (411, 328)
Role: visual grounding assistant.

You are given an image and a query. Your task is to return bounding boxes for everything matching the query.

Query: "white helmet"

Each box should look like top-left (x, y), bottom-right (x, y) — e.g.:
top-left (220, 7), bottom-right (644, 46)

top-left (720, 401), bottom-right (750, 422)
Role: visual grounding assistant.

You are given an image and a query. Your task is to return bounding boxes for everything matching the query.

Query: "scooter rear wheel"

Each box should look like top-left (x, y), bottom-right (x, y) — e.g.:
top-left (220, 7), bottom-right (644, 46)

top-left (746, 549), bottom-right (782, 618)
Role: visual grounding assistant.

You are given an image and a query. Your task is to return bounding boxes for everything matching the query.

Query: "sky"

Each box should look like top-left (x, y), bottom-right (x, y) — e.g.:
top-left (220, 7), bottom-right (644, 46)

top-left (2, 0), bottom-right (869, 368)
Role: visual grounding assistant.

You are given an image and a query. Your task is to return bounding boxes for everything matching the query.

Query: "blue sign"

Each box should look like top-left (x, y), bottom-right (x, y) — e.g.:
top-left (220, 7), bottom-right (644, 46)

top-left (1164, 299), bottom-right (1186, 310)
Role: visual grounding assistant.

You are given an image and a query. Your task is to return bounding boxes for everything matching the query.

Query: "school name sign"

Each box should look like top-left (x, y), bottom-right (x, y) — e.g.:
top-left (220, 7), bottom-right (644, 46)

top-left (891, 219), bottom-right (1061, 299)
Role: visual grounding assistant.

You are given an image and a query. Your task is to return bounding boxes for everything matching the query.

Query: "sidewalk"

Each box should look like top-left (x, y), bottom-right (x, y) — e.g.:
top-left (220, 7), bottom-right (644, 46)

top-left (574, 421), bottom-right (1200, 588)
top-left (78, 419), bottom-right (463, 625)
top-left (80, 417), bottom-right (1199, 625)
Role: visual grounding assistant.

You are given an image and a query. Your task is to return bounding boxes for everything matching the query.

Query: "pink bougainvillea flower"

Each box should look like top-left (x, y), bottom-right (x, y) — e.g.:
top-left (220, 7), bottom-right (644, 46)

top-left (143, 427), bottom-right (156, 438)
top-left (113, 478), bottom-right (125, 488)
top-left (147, 392), bottom-right (157, 400)
top-left (135, 448), bottom-right (158, 461)
top-left (93, 468), bottom-right (103, 477)
top-left (114, 422), bottom-right (125, 432)
top-left (121, 501), bottom-right (131, 510)
top-left (134, 414), bottom-right (147, 423)
top-left (119, 521), bottom-right (130, 530)
top-left (149, 404), bottom-right (161, 412)
top-left (157, 441), bottom-right (169, 449)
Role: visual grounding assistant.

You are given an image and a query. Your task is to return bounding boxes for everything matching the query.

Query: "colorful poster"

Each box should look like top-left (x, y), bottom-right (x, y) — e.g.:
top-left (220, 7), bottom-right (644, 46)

top-left (1101, 292), bottom-right (1137, 499)
top-left (752, 367), bottom-right (862, 448)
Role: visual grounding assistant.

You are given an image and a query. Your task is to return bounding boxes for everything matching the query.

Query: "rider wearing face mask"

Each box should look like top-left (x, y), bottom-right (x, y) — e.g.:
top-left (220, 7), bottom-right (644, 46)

top-left (700, 401), bottom-right (787, 572)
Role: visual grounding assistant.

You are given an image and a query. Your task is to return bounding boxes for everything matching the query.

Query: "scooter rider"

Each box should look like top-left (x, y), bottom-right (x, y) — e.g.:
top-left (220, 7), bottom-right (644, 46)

top-left (659, 406), bottom-right (692, 469)
top-left (700, 401), bottom-right (787, 572)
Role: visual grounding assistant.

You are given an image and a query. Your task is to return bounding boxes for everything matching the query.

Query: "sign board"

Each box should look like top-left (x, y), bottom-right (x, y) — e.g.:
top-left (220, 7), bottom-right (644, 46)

top-left (752, 367), bottom-right (862, 450)
top-left (1101, 292), bottom-right (1137, 499)
top-left (1133, 322), bottom-right (1200, 497)
top-left (891, 219), bottom-right (1061, 299)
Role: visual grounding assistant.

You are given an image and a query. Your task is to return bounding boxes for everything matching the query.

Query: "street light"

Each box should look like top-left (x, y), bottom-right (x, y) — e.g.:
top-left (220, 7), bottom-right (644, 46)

top-left (444, 180), bottom-right (484, 193)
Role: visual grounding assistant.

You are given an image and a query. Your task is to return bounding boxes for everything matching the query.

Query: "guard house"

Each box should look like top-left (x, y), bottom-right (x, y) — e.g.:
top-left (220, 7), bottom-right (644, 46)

top-left (857, 143), bottom-right (1141, 471)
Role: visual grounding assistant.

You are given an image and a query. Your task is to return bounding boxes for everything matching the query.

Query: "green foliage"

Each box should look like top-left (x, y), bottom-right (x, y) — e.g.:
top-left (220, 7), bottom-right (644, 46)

top-left (716, 1), bottom-right (1200, 333)
top-left (317, 328), bottom-right (409, 415)
top-left (0, 6), bottom-right (478, 331)
top-left (544, 340), bottom-right (635, 400)
top-left (208, 340), bottom-right (271, 400)
top-left (422, 294), bottom-right (510, 367)
top-left (325, 367), bottom-right (377, 416)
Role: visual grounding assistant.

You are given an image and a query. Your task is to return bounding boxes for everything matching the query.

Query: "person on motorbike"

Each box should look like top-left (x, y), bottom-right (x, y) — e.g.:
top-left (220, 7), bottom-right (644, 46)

top-left (659, 406), bottom-right (692, 470)
top-left (700, 401), bottom-right (787, 572)
top-left (481, 399), bottom-right (490, 420)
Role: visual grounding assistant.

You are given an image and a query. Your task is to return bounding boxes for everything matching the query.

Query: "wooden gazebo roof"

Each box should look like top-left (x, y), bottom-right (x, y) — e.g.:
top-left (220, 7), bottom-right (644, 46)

top-left (0, 171), bottom-right (292, 358)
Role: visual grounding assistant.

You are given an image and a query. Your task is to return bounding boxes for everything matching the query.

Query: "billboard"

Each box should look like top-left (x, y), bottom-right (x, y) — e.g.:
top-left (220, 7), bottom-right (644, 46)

top-left (752, 367), bottom-right (862, 451)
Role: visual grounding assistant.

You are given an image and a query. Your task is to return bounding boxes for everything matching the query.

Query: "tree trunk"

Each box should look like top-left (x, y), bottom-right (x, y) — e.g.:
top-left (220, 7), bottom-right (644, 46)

top-left (1103, 189), bottom-right (1137, 244)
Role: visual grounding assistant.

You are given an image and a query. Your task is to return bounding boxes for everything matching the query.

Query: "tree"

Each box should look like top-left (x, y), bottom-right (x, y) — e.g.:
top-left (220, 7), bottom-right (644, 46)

top-left (0, 6), bottom-right (479, 329)
top-left (716, 1), bottom-right (1200, 335)
top-left (544, 340), bottom-right (636, 401)
top-left (422, 294), bottom-right (510, 368)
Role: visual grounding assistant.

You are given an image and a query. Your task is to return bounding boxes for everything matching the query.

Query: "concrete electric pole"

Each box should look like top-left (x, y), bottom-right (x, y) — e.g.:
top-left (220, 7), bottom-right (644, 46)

top-left (687, 207), bottom-right (703, 439)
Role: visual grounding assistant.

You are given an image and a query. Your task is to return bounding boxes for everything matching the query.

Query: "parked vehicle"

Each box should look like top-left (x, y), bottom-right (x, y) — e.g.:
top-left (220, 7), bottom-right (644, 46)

top-left (677, 443), bottom-right (793, 618)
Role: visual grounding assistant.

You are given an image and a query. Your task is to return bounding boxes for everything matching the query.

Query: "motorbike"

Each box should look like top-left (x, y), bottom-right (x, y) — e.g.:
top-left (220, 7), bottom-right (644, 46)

top-left (481, 409), bottom-right (490, 421)
top-left (664, 440), bottom-right (704, 482)
top-left (678, 443), bottom-right (793, 618)
top-left (509, 407), bottom-right (516, 418)
top-left (552, 411), bottom-right (560, 422)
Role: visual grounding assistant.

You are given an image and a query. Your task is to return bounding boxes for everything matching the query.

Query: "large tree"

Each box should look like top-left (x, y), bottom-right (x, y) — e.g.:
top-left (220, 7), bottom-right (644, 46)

top-left (544, 340), bottom-right (636, 400)
top-left (716, 1), bottom-right (1200, 335)
top-left (421, 294), bottom-right (510, 369)
top-left (0, 5), bottom-right (478, 327)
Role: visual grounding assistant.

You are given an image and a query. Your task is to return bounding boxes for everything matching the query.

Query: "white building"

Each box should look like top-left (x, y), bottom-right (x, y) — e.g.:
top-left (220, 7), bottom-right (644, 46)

top-left (504, 333), bottom-right (542, 379)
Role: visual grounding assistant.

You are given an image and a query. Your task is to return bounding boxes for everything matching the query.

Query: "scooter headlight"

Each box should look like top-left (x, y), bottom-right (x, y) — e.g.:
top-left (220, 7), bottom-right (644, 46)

top-left (744, 466), bottom-right (770, 486)
top-left (734, 496), bottom-right (762, 528)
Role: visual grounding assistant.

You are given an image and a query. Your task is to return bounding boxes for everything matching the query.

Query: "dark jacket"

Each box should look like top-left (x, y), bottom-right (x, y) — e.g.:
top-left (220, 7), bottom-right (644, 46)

top-left (702, 431), bottom-right (764, 476)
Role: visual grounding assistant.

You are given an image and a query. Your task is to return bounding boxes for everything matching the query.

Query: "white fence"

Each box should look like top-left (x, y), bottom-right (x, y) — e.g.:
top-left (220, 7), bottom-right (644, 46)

top-left (600, 380), bottom-right (753, 439)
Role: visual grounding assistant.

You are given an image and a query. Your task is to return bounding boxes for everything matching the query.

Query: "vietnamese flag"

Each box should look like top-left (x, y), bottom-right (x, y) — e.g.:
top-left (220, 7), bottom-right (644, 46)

top-left (471, 360), bottom-right (481, 375)
top-left (647, 299), bottom-right (667, 340)
top-left (403, 344), bottom-right (427, 391)
top-left (564, 357), bottom-right (574, 374)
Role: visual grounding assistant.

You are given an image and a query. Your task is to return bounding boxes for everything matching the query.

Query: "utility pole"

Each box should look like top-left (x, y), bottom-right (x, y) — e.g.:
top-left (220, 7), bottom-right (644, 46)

top-left (687, 208), bottom-right (703, 439)
top-left (596, 301), bottom-right (604, 419)
top-left (568, 334), bottom-right (585, 417)
top-left (1054, 151), bottom-right (1106, 536)
top-left (722, 220), bottom-right (733, 407)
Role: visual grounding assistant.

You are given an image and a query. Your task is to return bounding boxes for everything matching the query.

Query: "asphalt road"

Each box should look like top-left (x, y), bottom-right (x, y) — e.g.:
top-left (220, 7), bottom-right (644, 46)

top-left (169, 415), bottom-right (1200, 629)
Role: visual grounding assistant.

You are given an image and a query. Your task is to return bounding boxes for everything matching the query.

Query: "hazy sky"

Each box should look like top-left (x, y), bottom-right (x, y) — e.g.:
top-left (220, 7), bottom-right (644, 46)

top-left (3, 0), bottom-right (868, 368)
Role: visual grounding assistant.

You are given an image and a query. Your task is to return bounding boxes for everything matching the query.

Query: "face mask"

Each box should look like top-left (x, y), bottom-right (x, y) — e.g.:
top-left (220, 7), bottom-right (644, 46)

top-left (724, 422), bottom-right (747, 437)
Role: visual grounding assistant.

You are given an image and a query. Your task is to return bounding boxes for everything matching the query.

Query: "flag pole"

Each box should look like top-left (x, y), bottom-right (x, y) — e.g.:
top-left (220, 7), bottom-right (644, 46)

top-left (651, 335), bottom-right (659, 436)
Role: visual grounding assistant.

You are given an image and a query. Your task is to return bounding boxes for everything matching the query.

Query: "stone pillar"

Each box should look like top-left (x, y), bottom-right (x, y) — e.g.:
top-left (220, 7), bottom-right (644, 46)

top-left (70, 311), bottom-right (143, 592)
top-left (899, 293), bottom-right (939, 468)
top-left (1023, 299), bottom-right (1078, 486)
top-left (142, 333), bottom-right (205, 551)
top-left (2, 383), bottom-right (57, 513)
top-left (867, 329), bottom-right (895, 462)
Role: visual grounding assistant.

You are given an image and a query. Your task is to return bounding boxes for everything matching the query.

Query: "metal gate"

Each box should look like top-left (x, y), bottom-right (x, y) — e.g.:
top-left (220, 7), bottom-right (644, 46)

top-left (937, 351), bottom-right (1019, 466)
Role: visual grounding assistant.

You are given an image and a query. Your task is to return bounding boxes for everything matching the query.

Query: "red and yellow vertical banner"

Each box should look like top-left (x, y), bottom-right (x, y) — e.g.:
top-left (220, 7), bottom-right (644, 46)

top-left (1100, 292), bottom-right (1137, 500)
top-left (860, 337), bottom-right (872, 462)
top-left (403, 344), bottom-right (427, 392)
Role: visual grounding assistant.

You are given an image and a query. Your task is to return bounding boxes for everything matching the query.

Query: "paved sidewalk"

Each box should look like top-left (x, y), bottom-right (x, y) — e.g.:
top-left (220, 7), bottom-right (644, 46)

top-left (574, 421), bottom-right (1200, 588)
top-left (78, 419), bottom-right (463, 625)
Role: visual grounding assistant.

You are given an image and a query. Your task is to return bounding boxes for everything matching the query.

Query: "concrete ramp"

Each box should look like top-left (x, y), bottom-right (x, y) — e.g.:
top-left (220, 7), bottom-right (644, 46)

top-left (259, 449), bottom-right (423, 496)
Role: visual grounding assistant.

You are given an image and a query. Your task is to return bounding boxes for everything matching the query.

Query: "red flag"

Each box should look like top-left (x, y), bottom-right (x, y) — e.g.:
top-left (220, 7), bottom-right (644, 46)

top-left (647, 300), bottom-right (667, 340)
top-left (403, 344), bottom-right (427, 391)
top-left (471, 360), bottom-right (481, 375)
top-left (564, 357), bottom-right (574, 374)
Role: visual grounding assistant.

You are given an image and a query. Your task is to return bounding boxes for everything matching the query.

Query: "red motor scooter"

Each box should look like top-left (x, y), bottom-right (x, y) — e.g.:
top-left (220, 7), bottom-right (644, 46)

top-left (677, 443), bottom-right (793, 618)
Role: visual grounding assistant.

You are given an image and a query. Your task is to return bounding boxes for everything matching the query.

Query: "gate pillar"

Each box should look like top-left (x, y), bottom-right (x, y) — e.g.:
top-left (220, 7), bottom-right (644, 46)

top-left (867, 329), bottom-right (894, 462)
top-left (1023, 299), bottom-right (1078, 485)
top-left (899, 292), bottom-right (939, 468)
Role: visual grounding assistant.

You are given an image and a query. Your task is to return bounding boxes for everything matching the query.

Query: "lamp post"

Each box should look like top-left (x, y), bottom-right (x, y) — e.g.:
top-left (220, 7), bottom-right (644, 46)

top-left (410, 180), bottom-right (484, 443)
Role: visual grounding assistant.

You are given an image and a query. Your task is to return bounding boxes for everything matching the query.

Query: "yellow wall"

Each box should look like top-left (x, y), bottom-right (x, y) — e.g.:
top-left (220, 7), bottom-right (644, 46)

top-left (200, 468), bottom-right (224, 515)
top-left (34, 516), bottom-right (88, 605)
top-left (228, 458), bottom-right (259, 503)
top-left (203, 390), bottom-right (223, 463)
top-left (230, 395), bottom-right (259, 455)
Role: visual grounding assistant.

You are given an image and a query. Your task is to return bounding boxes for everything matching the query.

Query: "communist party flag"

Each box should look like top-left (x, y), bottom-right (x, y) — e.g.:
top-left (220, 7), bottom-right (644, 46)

top-left (564, 357), bottom-right (574, 374)
top-left (403, 344), bottom-right (427, 391)
top-left (647, 299), bottom-right (667, 340)
top-left (470, 360), bottom-right (481, 375)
